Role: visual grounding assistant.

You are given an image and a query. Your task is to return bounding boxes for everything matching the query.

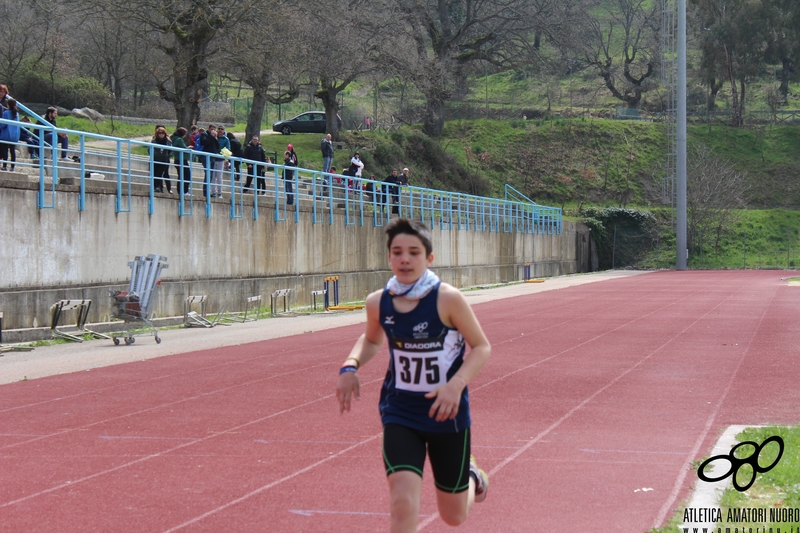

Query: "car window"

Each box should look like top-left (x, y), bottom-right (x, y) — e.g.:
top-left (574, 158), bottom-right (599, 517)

top-left (298, 114), bottom-right (312, 121)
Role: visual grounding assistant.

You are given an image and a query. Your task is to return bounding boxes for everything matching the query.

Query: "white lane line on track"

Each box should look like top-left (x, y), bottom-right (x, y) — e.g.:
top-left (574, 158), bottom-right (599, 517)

top-left (0, 375), bottom-right (384, 509)
top-left (418, 273), bottom-right (753, 530)
top-left (288, 509), bottom-right (432, 517)
top-left (161, 434), bottom-right (383, 533)
top-left (0, 361), bottom-right (334, 451)
top-left (652, 288), bottom-right (773, 528)
top-left (0, 336), bottom-right (355, 415)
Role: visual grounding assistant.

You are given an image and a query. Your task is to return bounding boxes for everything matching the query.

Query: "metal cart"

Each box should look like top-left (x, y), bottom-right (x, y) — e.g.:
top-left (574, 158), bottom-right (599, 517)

top-left (110, 254), bottom-right (169, 345)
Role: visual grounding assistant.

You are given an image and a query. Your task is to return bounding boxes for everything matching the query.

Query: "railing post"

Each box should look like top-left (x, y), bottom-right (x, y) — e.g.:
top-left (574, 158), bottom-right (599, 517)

top-left (79, 135), bottom-right (86, 211)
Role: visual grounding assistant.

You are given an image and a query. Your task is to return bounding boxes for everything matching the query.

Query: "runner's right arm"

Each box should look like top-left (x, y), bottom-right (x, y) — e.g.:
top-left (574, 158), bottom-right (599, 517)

top-left (336, 290), bottom-right (385, 414)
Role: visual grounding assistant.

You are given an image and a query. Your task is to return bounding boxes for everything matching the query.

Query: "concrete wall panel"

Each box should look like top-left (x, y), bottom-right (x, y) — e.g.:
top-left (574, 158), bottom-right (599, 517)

top-left (0, 181), bottom-right (590, 332)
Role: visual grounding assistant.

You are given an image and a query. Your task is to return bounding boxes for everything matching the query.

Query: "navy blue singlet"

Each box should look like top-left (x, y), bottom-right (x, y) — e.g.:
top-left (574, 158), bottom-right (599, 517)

top-left (378, 283), bottom-right (470, 433)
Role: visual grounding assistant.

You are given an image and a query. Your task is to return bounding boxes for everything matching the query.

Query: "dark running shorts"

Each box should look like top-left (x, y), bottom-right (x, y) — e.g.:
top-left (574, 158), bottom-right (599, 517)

top-left (382, 423), bottom-right (471, 493)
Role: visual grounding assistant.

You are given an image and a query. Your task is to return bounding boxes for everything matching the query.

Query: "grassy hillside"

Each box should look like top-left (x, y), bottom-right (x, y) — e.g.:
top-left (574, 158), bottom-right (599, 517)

top-left (258, 117), bottom-right (800, 212)
top-left (436, 118), bottom-right (800, 211)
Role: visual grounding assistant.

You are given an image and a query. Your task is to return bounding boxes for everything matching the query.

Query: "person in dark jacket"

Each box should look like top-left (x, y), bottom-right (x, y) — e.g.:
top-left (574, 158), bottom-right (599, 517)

top-left (171, 127), bottom-right (191, 196)
top-left (284, 144), bottom-right (297, 205)
top-left (201, 125), bottom-right (222, 198)
top-left (39, 107), bottom-right (69, 160)
top-left (243, 135), bottom-right (267, 194)
top-left (383, 169), bottom-right (401, 215)
top-left (321, 133), bottom-right (334, 173)
top-left (151, 126), bottom-right (172, 193)
top-left (227, 132), bottom-right (243, 181)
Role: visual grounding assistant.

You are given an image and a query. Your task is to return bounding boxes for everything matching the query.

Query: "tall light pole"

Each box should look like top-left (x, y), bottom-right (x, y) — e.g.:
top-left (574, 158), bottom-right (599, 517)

top-left (676, 0), bottom-right (687, 269)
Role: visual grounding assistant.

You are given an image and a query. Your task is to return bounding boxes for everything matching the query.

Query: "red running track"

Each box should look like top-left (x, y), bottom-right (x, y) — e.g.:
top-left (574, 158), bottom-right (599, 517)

top-left (2, 270), bottom-right (799, 532)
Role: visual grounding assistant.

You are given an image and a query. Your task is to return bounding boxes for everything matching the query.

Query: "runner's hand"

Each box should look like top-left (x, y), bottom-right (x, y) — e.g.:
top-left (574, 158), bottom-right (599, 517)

top-left (425, 379), bottom-right (464, 421)
top-left (337, 372), bottom-right (360, 414)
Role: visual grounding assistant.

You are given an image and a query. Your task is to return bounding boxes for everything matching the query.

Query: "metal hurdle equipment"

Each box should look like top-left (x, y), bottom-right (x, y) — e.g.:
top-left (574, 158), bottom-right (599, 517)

top-left (50, 299), bottom-right (110, 342)
top-left (110, 254), bottom-right (168, 345)
top-left (270, 289), bottom-right (292, 317)
top-left (0, 311), bottom-right (34, 353)
top-left (220, 295), bottom-right (263, 323)
top-left (311, 289), bottom-right (326, 311)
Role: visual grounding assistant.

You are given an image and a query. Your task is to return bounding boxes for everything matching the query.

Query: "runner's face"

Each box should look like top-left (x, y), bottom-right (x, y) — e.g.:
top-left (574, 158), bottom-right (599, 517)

top-left (388, 233), bottom-right (433, 284)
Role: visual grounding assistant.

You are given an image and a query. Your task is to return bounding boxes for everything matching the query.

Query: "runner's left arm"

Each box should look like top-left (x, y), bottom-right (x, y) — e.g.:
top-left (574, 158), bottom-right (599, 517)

top-left (425, 284), bottom-right (491, 421)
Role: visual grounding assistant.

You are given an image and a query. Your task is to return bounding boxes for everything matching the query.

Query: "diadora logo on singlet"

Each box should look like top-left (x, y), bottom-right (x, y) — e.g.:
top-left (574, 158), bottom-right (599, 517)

top-left (394, 339), bottom-right (443, 351)
top-left (384, 316), bottom-right (394, 325)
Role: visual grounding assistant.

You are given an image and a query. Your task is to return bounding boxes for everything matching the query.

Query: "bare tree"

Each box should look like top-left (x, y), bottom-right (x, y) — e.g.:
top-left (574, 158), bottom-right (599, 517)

top-left (91, 0), bottom-right (259, 127)
top-left (686, 144), bottom-right (749, 251)
top-left (0, 2), bottom-right (40, 90)
top-left (579, 0), bottom-right (661, 110)
top-left (292, 0), bottom-right (381, 139)
top-left (77, 11), bottom-right (155, 104)
top-left (379, 0), bottom-right (577, 136)
top-left (221, 1), bottom-right (303, 141)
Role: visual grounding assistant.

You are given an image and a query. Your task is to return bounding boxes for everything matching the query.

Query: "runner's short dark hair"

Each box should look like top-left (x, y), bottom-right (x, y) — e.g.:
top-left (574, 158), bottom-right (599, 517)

top-left (385, 218), bottom-right (433, 256)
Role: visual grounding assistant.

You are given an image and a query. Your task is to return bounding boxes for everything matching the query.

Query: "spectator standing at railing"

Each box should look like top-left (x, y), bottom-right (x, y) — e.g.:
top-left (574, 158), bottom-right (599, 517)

top-left (283, 143), bottom-right (297, 205)
top-left (397, 167), bottom-right (410, 214)
top-left (19, 116), bottom-right (38, 159)
top-left (323, 165), bottom-right (337, 197)
top-left (347, 152), bottom-right (364, 195)
top-left (40, 107), bottom-right (69, 160)
top-left (364, 175), bottom-right (375, 203)
top-left (227, 131), bottom-right (243, 181)
top-left (151, 126), bottom-right (173, 194)
top-left (171, 127), bottom-right (191, 196)
top-left (201, 125), bottom-right (223, 198)
top-left (383, 169), bottom-right (400, 215)
top-left (321, 133), bottom-right (334, 173)
top-left (217, 126), bottom-right (231, 181)
top-left (243, 135), bottom-right (267, 195)
top-left (399, 167), bottom-right (410, 186)
top-left (0, 98), bottom-right (20, 171)
top-left (0, 85), bottom-right (10, 110)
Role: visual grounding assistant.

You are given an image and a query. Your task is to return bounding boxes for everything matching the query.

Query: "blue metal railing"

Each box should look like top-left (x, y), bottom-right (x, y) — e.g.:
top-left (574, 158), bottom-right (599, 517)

top-left (0, 110), bottom-right (562, 235)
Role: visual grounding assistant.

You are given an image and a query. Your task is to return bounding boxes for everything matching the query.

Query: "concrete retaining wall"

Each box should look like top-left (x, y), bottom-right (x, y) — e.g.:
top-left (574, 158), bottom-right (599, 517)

top-left (0, 179), bottom-right (590, 338)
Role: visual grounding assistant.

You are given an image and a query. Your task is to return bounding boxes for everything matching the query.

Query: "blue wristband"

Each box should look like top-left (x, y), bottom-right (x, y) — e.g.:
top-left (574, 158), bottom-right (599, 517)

top-left (339, 365), bottom-right (358, 375)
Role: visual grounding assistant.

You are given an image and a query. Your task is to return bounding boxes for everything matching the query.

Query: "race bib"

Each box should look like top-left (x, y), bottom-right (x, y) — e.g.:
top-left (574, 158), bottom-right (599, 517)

top-left (391, 336), bottom-right (447, 392)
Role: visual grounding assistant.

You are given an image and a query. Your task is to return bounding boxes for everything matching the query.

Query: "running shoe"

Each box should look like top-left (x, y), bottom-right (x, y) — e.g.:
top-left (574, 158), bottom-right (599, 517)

top-left (469, 455), bottom-right (489, 503)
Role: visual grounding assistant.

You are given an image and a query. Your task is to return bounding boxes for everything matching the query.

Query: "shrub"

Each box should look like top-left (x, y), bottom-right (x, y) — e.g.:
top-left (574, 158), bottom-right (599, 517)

top-left (582, 206), bottom-right (657, 269)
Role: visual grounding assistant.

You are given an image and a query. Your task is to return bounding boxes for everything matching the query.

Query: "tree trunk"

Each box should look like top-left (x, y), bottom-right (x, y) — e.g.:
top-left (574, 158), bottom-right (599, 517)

top-left (246, 85), bottom-right (268, 143)
top-left (158, 47), bottom-right (208, 129)
top-left (738, 79), bottom-right (746, 126)
top-left (779, 57), bottom-right (792, 99)
top-left (317, 87), bottom-right (341, 141)
top-left (706, 78), bottom-right (722, 112)
top-left (724, 46), bottom-right (742, 127)
top-left (423, 95), bottom-right (446, 137)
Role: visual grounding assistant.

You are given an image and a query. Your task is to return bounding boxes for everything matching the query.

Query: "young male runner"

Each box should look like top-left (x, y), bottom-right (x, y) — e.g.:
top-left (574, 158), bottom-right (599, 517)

top-left (336, 218), bottom-right (491, 532)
